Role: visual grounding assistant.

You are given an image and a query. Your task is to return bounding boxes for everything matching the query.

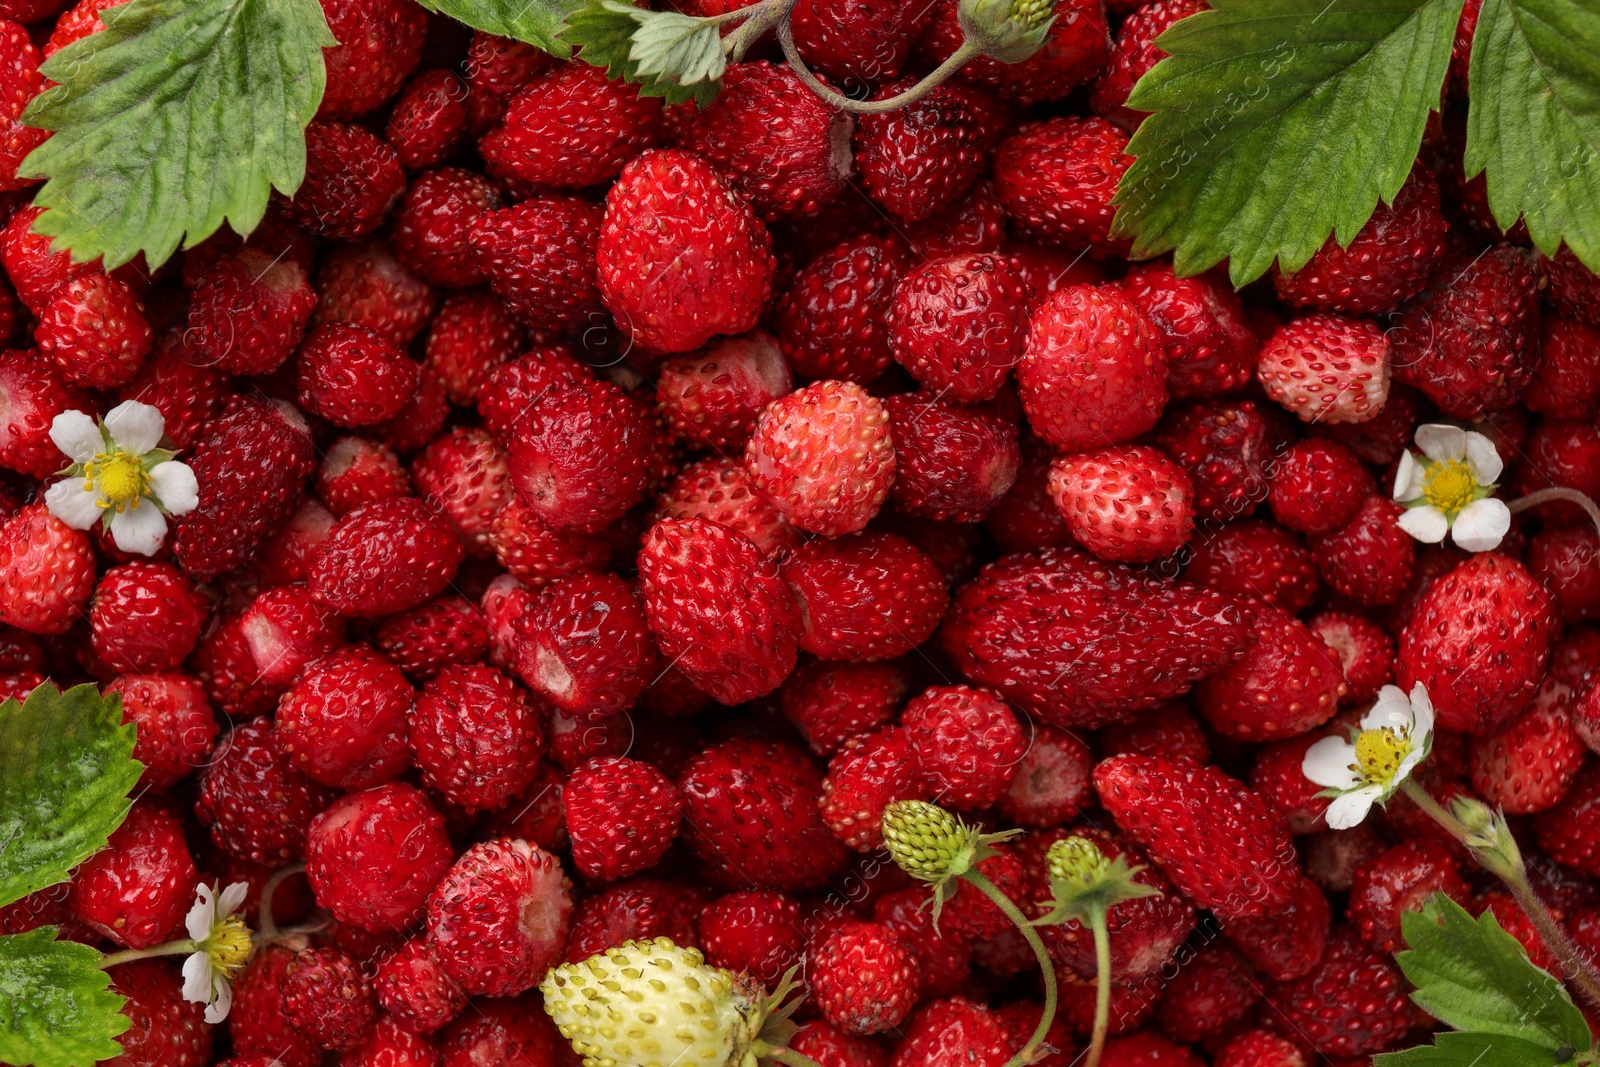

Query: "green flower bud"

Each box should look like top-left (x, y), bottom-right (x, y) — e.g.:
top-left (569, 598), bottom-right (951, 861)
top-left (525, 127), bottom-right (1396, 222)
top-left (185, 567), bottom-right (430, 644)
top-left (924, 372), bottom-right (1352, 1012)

top-left (881, 800), bottom-right (971, 882)
top-left (1047, 835), bottom-right (1109, 891)
top-left (957, 0), bottom-right (1057, 64)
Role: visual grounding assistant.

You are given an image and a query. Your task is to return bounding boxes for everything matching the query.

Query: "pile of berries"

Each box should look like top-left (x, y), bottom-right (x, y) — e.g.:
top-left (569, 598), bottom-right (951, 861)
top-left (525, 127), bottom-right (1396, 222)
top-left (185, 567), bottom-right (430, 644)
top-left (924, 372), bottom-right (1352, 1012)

top-left (0, 0), bottom-right (1596, 1063)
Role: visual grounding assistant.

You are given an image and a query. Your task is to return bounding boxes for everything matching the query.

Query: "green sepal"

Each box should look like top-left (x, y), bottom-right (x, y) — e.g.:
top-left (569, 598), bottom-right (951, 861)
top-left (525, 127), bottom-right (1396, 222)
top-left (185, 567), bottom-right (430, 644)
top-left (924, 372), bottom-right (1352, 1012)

top-left (409, 0), bottom-right (584, 56)
top-left (1030, 853), bottom-right (1162, 929)
top-left (1375, 1031), bottom-right (1588, 1067)
top-left (18, 0), bottom-right (336, 269)
top-left (0, 929), bottom-right (129, 1067)
top-left (0, 683), bottom-right (141, 910)
top-left (562, 0), bottom-right (727, 107)
top-left (1395, 894), bottom-right (1590, 1052)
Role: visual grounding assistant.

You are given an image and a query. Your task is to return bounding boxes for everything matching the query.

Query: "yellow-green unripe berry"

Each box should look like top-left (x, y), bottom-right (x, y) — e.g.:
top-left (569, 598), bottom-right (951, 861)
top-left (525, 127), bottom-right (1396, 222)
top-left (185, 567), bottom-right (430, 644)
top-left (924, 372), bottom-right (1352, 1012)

top-left (1048, 835), bottom-right (1110, 891)
top-left (958, 0), bottom-right (1057, 63)
top-left (881, 800), bottom-right (969, 882)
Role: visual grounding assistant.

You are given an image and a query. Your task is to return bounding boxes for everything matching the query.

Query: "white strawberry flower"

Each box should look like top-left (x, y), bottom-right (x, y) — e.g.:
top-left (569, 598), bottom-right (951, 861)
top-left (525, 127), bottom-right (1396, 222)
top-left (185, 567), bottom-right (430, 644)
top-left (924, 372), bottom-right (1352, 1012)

top-left (1392, 423), bottom-right (1510, 552)
top-left (1302, 683), bottom-right (1435, 830)
top-left (43, 400), bottom-right (197, 556)
top-left (180, 881), bottom-right (252, 1024)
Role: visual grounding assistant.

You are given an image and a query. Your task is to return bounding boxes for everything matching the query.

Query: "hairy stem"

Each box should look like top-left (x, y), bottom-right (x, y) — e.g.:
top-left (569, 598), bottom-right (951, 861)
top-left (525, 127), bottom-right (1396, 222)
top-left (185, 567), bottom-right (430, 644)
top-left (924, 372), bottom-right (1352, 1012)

top-left (253, 861), bottom-right (304, 943)
top-left (99, 940), bottom-right (198, 969)
top-left (1401, 780), bottom-right (1600, 1008)
top-left (753, 1041), bottom-right (825, 1067)
top-left (1087, 910), bottom-right (1111, 1067)
top-left (1509, 487), bottom-right (1600, 542)
top-left (721, 0), bottom-right (799, 62)
top-left (964, 869), bottom-right (1058, 1067)
top-left (778, 19), bottom-right (982, 113)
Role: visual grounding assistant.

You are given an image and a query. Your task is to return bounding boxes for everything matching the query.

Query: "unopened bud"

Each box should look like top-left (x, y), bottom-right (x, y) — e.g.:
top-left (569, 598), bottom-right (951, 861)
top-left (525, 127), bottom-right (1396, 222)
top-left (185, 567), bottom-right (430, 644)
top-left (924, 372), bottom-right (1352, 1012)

top-left (881, 800), bottom-right (969, 882)
top-left (958, 0), bottom-right (1057, 64)
top-left (1047, 835), bottom-right (1109, 891)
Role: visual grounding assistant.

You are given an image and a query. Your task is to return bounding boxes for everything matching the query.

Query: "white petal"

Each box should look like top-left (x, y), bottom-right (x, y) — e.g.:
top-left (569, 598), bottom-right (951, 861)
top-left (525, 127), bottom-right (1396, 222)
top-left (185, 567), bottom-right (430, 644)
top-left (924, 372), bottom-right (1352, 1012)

top-left (1362, 688), bottom-right (1416, 732)
top-left (1302, 736), bottom-right (1361, 790)
top-left (1395, 747), bottom-right (1428, 786)
top-left (185, 884), bottom-right (215, 941)
top-left (1408, 682), bottom-right (1435, 739)
top-left (43, 478), bottom-right (102, 530)
top-left (218, 882), bottom-right (249, 918)
top-left (49, 410), bottom-right (102, 464)
top-left (1451, 497), bottom-right (1511, 553)
top-left (1325, 787), bottom-right (1382, 830)
top-left (1393, 451), bottom-right (1425, 502)
top-left (1465, 431), bottom-right (1504, 485)
top-left (149, 461), bottom-right (198, 516)
top-left (1415, 423), bottom-right (1467, 462)
top-left (1397, 505), bottom-right (1450, 544)
top-left (104, 400), bottom-right (165, 455)
top-left (181, 951), bottom-right (213, 1004)
top-left (204, 977), bottom-right (231, 1024)
top-left (110, 501), bottom-right (167, 556)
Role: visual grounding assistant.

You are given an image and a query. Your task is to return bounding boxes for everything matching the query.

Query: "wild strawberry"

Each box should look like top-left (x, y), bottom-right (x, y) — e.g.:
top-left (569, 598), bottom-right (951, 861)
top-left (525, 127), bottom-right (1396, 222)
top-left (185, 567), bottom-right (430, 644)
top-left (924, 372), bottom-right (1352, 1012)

top-left (234, 583), bottom-right (345, 691)
top-left (696, 890), bottom-right (807, 984)
top-left (1528, 314), bottom-right (1600, 421)
top-left (438, 996), bottom-right (570, 1065)
top-left (491, 497), bottom-right (610, 587)
top-left (173, 397), bottom-right (317, 580)
top-left (185, 247), bottom-right (317, 375)
top-left (1222, 873), bottom-right (1331, 981)
top-left (889, 996), bottom-right (1012, 1067)
top-left (424, 291), bottom-right (523, 406)
top-left (465, 197), bottom-right (602, 334)
top-left (314, 437), bottom-right (410, 518)
top-left (1182, 519), bottom-right (1320, 615)
top-left (1120, 260), bottom-right (1259, 399)
top-left (191, 611), bottom-right (279, 718)
top-left (386, 68), bottom-right (467, 170)
top-left (561, 877), bottom-right (704, 962)
top-left (1154, 397), bottom-right (1282, 522)
top-left (1261, 928), bottom-right (1412, 1056)
top-left (900, 685), bottom-right (1024, 807)
top-left (994, 117), bottom-right (1131, 255)
top-left (1469, 694), bottom-right (1585, 813)
top-left (1397, 552), bottom-right (1555, 734)
top-left (1267, 438), bottom-right (1373, 536)
top-left (1216, 1031), bottom-right (1309, 1067)
top-left (296, 323), bottom-right (420, 428)
top-left (781, 658), bottom-right (908, 756)
top-left (374, 938), bottom-right (465, 1034)
top-left (303, 782), bottom-right (453, 936)
top-left (257, 499), bottom-right (334, 587)
top-left (407, 663), bottom-right (542, 812)
top-left (1020, 284), bottom-right (1167, 450)
top-left (69, 803), bottom-right (196, 948)
top-left (1275, 170), bottom-right (1450, 314)
top-left (0, 204), bottom-right (92, 314)
top-left (994, 725), bottom-right (1091, 828)
top-left (1152, 942), bottom-right (1261, 1043)
top-left (341, 1014), bottom-right (438, 1067)
top-left (788, 0), bottom-right (931, 86)
top-left (196, 718), bottom-right (338, 864)
top-left (1392, 244), bottom-right (1543, 417)
top-left (311, 239), bottom-right (436, 347)
top-left (792, 240), bottom-right (921, 389)
top-left (1346, 839), bottom-right (1469, 955)
top-left (0, 502), bottom-right (94, 634)
top-left (1091, 0), bottom-right (1207, 130)
top-left (1512, 418), bottom-right (1600, 528)
top-left (1535, 763), bottom-right (1600, 876)
top-left (1100, 1033), bottom-right (1206, 1066)
top-left (89, 561), bottom-right (206, 673)
top-left (564, 756), bottom-right (682, 881)
top-left (1048, 444), bottom-right (1194, 563)
top-left (512, 571), bottom-right (654, 719)
top-left (106, 673), bottom-right (217, 793)
top-left (678, 739), bottom-right (851, 891)
top-left (883, 394), bottom-right (1019, 522)
top-left (286, 122), bottom-right (405, 234)
top-left (476, 345), bottom-right (591, 439)
top-left (820, 726), bottom-right (927, 851)
top-left (464, 30), bottom-right (552, 102)
top-left (386, 167), bottom-right (500, 292)
top-left (229, 945), bottom-right (321, 1067)
top-left (0, 349), bottom-right (88, 477)
top-left (409, 427), bottom-right (508, 555)
top-left (918, 0), bottom-right (1109, 104)
top-left (119, 336), bottom-right (225, 451)
top-left (480, 62), bottom-right (662, 189)
top-left (887, 253), bottom-right (1029, 402)
top-left (35, 271), bottom-right (151, 388)
top-left (1052, 967), bottom-right (1161, 1038)
top-left (651, 459), bottom-right (795, 560)
top-left (1301, 824), bottom-right (1387, 896)
top-left (1257, 312), bottom-right (1391, 424)
top-left (375, 595), bottom-right (488, 680)
top-left (854, 79), bottom-right (984, 222)
top-left (903, 180), bottom-right (1008, 260)
top-left (1194, 601), bottom-right (1346, 741)
top-left (103, 960), bottom-right (213, 1067)
top-left (277, 644), bottom-right (414, 789)
top-left (746, 380), bottom-right (895, 537)
top-left (783, 533), bottom-right (945, 662)
top-left (811, 922), bottom-right (919, 1035)
top-left (942, 548), bottom-right (1253, 728)
top-left (280, 947), bottom-right (377, 1050)
top-left (986, 439), bottom-right (1076, 553)
top-left (427, 837), bottom-right (573, 996)
top-left (1529, 525), bottom-right (1600, 623)
top-left (1313, 494), bottom-right (1416, 606)
top-left (1251, 734), bottom-right (1334, 833)
top-left (315, 0), bottom-right (425, 120)
top-left (655, 332), bottom-right (793, 451)
top-left (674, 60), bottom-right (853, 221)
top-left (1095, 754), bottom-right (1300, 918)
top-left (1307, 611), bottom-right (1394, 706)
top-left (1547, 245), bottom-right (1600, 325)
top-left (309, 497), bottom-right (463, 617)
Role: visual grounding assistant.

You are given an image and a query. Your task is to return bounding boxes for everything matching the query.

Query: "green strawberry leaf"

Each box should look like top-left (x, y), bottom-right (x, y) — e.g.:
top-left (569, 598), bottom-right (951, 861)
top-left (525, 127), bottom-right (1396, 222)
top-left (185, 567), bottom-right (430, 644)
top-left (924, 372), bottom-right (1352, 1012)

top-left (0, 928), bottom-right (128, 1067)
top-left (563, 0), bottom-right (726, 106)
top-left (18, 0), bottom-right (336, 270)
top-left (410, 0), bottom-right (584, 56)
top-left (1394, 895), bottom-right (1590, 1051)
top-left (1111, 0), bottom-right (1463, 287)
top-left (1375, 1031), bottom-right (1586, 1066)
top-left (1464, 0), bottom-right (1600, 270)
top-left (0, 684), bottom-right (140, 911)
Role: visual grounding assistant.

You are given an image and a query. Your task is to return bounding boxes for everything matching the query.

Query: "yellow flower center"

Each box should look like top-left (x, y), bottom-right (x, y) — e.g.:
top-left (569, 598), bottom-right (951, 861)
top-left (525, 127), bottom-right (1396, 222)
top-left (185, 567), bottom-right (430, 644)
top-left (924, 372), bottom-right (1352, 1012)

top-left (1422, 459), bottom-right (1478, 516)
top-left (203, 915), bottom-right (253, 979)
top-left (1353, 726), bottom-right (1412, 785)
top-left (87, 451), bottom-right (148, 510)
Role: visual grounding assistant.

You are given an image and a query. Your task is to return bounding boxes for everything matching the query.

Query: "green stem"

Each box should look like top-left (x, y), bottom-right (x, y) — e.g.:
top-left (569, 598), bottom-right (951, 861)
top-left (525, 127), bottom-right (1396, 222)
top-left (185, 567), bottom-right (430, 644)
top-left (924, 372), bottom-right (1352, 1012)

top-left (253, 861), bottom-right (303, 942)
top-left (777, 19), bottom-right (983, 113)
top-left (99, 939), bottom-right (198, 970)
top-left (1401, 780), bottom-right (1600, 1009)
top-left (721, 0), bottom-right (799, 62)
top-left (964, 869), bottom-right (1058, 1067)
top-left (756, 1045), bottom-right (826, 1067)
top-left (1087, 909), bottom-right (1111, 1067)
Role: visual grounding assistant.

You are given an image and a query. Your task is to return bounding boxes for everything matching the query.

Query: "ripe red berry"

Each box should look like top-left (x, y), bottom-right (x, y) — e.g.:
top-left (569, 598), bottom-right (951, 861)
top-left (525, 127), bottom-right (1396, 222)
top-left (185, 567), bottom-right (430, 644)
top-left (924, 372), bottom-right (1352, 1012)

top-left (374, 937), bottom-right (466, 1034)
top-left (820, 726), bottom-right (928, 851)
top-left (480, 62), bottom-right (663, 190)
top-left (902, 685), bottom-right (1025, 807)
top-left (35, 271), bottom-right (151, 388)
top-left (277, 644), bottom-right (415, 790)
top-left (1267, 438), bottom-right (1373, 536)
top-left (284, 123), bottom-right (406, 241)
top-left (0, 349), bottom-right (88, 478)
top-left (304, 782), bottom-right (454, 933)
top-left (810, 921), bottom-right (918, 1035)
top-left (467, 196), bottom-right (603, 332)
top-left (1194, 601), bottom-right (1347, 741)
top-left (296, 323), bottom-right (420, 428)
top-left (888, 253), bottom-right (1030, 402)
top-left (696, 890), bottom-right (807, 984)
top-left (1120, 260), bottom-right (1259, 399)
top-left (564, 756), bottom-right (683, 882)
top-left (103, 960), bottom-right (213, 1067)
top-left (0, 502), bottom-right (95, 635)
top-left (1313, 494), bottom-right (1416, 606)
top-left (780, 659), bottom-right (908, 757)
top-left (426, 837), bottom-right (573, 997)
top-left (106, 673), bottom-right (218, 794)
top-left (854, 80), bottom-right (985, 222)
top-left (777, 233), bottom-right (908, 383)
top-left (513, 571), bottom-right (655, 720)
top-left (195, 718), bottom-right (338, 864)
top-left (375, 595), bottom-right (489, 681)
top-left (1048, 444), bottom-right (1195, 563)
top-left (655, 332), bottom-right (793, 452)
top-left (89, 561), bottom-right (206, 673)
top-left (186, 247), bottom-right (317, 375)
top-left (995, 117), bottom-right (1131, 255)
top-left (69, 803), bottom-right (196, 948)
top-left (390, 166), bottom-right (502, 289)
top-left (315, 0), bottom-right (426, 120)
top-left (386, 68), bottom-right (468, 170)
top-left (310, 497), bottom-right (464, 617)
top-left (407, 663), bottom-right (543, 812)
top-left (280, 947), bottom-right (377, 1051)
top-left (1257, 312), bottom-right (1392, 425)
top-left (883, 393), bottom-right (1020, 523)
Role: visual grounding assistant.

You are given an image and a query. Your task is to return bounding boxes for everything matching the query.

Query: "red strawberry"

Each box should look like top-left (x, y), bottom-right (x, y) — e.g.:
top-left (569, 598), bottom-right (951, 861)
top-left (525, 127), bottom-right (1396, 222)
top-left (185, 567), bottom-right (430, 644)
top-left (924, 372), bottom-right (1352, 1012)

top-left (563, 756), bottom-right (681, 882)
top-left (256, 499), bottom-right (334, 588)
top-left (374, 595), bottom-right (488, 681)
top-left (1097, 708), bottom-right (1207, 769)
top-left (1308, 610), bottom-right (1395, 704)
top-left (1397, 552), bottom-right (1555, 734)
top-left (476, 345), bottom-right (591, 439)
top-left (781, 531), bottom-right (947, 661)
top-left (1469, 691), bottom-right (1586, 813)
top-left (994, 117), bottom-right (1131, 255)
top-left (69, 803), bottom-right (196, 948)
top-left (1194, 601), bottom-right (1346, 741)
top-left (1261, 928), bottom-right (1412, 1056)
top-left (1346, 839), bottom-right (1469, 954)
top-left (746, 379), bottom-right (895, 537)
top-left (229, 945), bottom-right (321, 1067)
top-left (883, 394), bottom-right (1020, 523)
top-left (426, 838), bottom-right (573, 996)
top-left (374, 938), bottom-right (466, 1034)
top-left (386, 68), bottom-right (468, 170)
top-left (1153, 397), bottom-right (1281, 523)
top-left (89, 561), bottom-right (206, 673)
top-left (820, 726), bottom-right (928, 851)
top-left (779, 659), bottom-right (907, 757)
top-left (0, 502), bottom-right (94, 634)
top-left (196, 718), bottom-right (338, 864)
top-left (1091, 0), bottom-right (1207, 130)
top-left (296, 323), bottom-right (420, 428)
top-left (674, 61), bottom-right (853, 221)
top-left (656, 331), bottom-right (793, 451)
top-left (0, 348), bottom-right (88, 477)
top-left (1528, 313), bottom-right (1600, 420)
top-left (810, 922), bottom-right (919, 1035)
top-left (904, 180), bottom-right (1008, 260)
top-left (276, 644), bottom-right (415, 790)
top-left (315, 436), bottom-right (411, 518)
top-left (1216, 1030), bottom-right (1309, 1067)
top-left (35, 271), bottom-right (151, 388)
top-left (1536, 763), bottom-right (1600, 876)
top-left (463, 31), bottom-right (552, 103)
top-left (653, 455), bottom-right (801, 558)
top-left (103, 960), bottom-right (212, 1067)
top-left (1250, 733), bottom-right (1334, 834)
top-left (490, 497), bottom-right (610, 587)
top-left (407, 663), bottom-right (542, 812)
top-left (941, 547), bottom-right (1252, 728)
top-left (186, 247), bottom-right (317, 375)
top-left (284, 123), bottom-right (405, 241)
top-left (1099, 1033), bottom-right (1205, 1067)
top-left (888, 253), bottom-right (1030, 402)
top-left (106, 673), bottom-right (217, 794)
top-left (1512, 417), bottom-right (1600, 528)
top-left (1313, 494), bottom-right (1416, 606)
top-left (986, 438), bottom-right (1077, 553)
top-left (315, 0), bottom-right (426, 121)
top-left (0, 204), bottom-right (94, 314)
top-left (424, 290), bottom-right (524, 406)
top-left (696, 890), bottom-right (807, 984)
top-left (1048, 444), bottom-right (1194, 563)
top-left (480, 62), bottom-right (663, 189)
top-left (1256, 312), bottom-right (1391, 425)
top-left (342, 1014), bottom-right (438, 1067)
top-left (1182, 518), bottom-right (1320, 615)
top-left (1267, 438), bottom-right (1373, 536)
top-left (411, 426), bottom-right (510, 556)
top-left (1547, 245), bottom-right (1600, 326)
top-left (776, 233), bottom-right (907, 382)
top-left (889, 996), bottom-right (1012, 1067)
top-left (437, 996), bottom-right (569, 1065)
top-left (560, 876), bottom-right (704, 962)
top-left (1020, 284), bottom-right (1167, 450)
top-left (1095, 754), bottom-right (1300, 919)
top-left (468, 196), bottom-right (603, 331)
top-left (918, 0), bottom-right (1109, 104)
top-left (1151, 942), bottom-right (1260, 1042)
top-left (513, 571), bottom-right (655, 720)
top-left (388, 166), bottom-right (501, 290)
top-left (120, 335), bottom-right (225, 450)
top-left (788, 0), bottom-right (931, 86)
top-left (280, 947), bottom-right (377, 1050)
top-left (304, 782), bottom-right (454, 933)
top-left (1119, 260), bottom-right (1258, 399)
top-left (678, 739), bottom-right (851, 891)
top-left (1222, 873), bottom-right (1331, 981)
top-left (998, 725), bottom-right (1093, 827)
top-left (309, 498), bottom-right (463, 617)
top-left (854, 79), bottom-right (985, 222)
top-left (901, 685), bottom-right (1024, 807)
top-left (312, 239), bottom-right (437, 347)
